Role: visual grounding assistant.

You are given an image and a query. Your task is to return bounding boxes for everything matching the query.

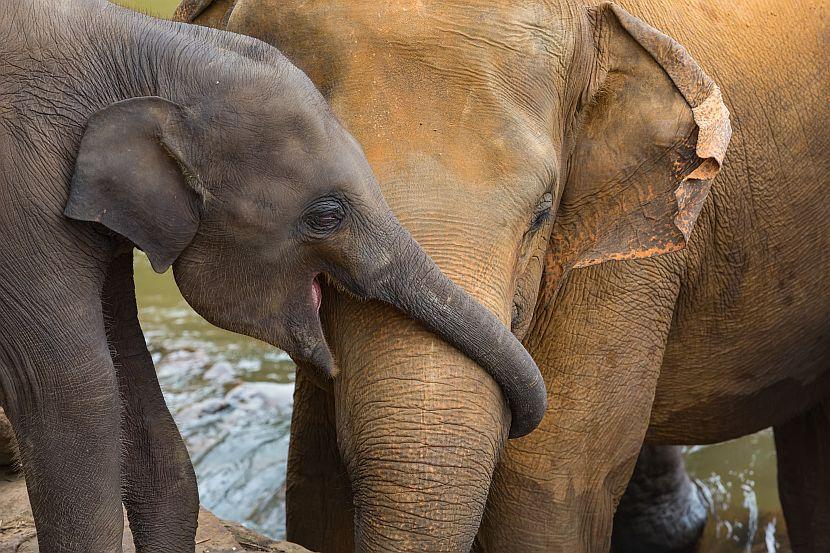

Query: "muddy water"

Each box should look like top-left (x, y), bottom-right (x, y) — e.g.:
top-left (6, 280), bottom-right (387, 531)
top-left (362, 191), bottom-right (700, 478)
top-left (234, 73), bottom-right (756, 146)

top-left (133, 254), bottom-right (787, 549)
top-left (686, 434), bottom-right (787, 552)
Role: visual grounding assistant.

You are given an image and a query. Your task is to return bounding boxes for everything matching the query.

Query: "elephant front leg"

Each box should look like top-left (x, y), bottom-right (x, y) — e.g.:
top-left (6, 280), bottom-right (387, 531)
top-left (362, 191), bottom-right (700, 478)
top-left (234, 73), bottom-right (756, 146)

top-left (0, 292), bottom-right (124, 551)
top-left (611, 445), bottom-right (708, 553)
top-left (476, 260), bottom-right (681, 553)
top-left (103, 252), bottom-right (199, 552)
top-left (285, 369), bottom-right (354, 553)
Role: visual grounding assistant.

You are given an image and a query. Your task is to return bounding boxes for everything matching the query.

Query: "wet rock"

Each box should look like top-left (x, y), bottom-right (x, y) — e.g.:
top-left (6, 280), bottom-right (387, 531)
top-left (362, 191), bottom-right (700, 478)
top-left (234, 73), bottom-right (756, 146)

top-left (175, 382), bottom-right (294, 537)
top-left (0, 467), bottom-right (312, 553)
top-left (204, 361), bottom-right (238, 386)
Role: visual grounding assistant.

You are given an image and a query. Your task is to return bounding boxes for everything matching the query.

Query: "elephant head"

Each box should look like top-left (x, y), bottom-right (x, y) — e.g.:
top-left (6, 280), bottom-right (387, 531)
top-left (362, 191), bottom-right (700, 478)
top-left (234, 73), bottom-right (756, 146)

top-left (176, 1), bottom-right (730, 550)
top-left (63, 33), bottom-right (546, 437)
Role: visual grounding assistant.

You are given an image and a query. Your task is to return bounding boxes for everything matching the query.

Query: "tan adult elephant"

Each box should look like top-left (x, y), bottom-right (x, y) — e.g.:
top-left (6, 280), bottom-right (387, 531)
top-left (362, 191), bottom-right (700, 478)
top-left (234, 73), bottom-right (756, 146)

top-left (176, 1), bottom-right (829, 551)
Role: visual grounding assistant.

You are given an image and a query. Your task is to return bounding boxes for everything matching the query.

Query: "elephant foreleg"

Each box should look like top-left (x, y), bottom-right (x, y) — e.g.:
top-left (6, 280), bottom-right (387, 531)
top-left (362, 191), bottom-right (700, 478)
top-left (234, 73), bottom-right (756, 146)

top-left (611, 445), bottom-right (708, 553)
top-left (285, 369), bottom-right (354, 553)
top-left (774, 396), bottom-right (830, 553)
top-left (475, 259), bottom-right (682, 553)
top-left (0, 278), bottom-right (123, 551)
top-left (103, 252), bottom-right (199, 552)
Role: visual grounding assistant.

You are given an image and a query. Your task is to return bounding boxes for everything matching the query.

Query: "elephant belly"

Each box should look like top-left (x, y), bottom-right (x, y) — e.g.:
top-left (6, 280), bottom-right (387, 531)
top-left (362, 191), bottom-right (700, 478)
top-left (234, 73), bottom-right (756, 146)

top-left (646, 270), bottom-right (830, 445)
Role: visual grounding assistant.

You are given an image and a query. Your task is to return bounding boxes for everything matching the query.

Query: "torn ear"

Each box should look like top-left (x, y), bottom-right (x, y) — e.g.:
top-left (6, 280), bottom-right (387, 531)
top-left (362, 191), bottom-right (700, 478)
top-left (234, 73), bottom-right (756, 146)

top-left (65, 96), bottom-right (202, 273)
top-left (544, 2), bottom-right (730, 292)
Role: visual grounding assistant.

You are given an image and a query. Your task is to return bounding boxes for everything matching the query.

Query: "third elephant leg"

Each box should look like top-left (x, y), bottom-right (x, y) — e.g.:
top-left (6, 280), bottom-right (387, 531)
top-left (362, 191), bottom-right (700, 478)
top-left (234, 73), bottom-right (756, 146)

top-left (475, 259), bottom-right (682, 553)
top-left (103, 252), bottom-right (199, 551)
top-left (611, 444), bottom-right (708, 553)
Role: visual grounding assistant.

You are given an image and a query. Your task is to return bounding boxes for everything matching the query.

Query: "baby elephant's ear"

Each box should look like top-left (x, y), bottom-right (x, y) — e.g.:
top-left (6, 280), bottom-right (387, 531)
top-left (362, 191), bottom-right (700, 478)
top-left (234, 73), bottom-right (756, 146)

top-left (546, 3), bottom-right (731, 289)
top-left (66, 97), bottom-right (202, 273)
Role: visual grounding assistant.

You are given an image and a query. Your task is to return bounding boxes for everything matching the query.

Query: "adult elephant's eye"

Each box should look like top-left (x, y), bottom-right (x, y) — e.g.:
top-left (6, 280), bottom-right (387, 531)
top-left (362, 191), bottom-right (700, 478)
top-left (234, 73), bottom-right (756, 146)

top-left (529, 192), bottom-right (553, 232)
top-left (302, 197), bottom-right (346, 237)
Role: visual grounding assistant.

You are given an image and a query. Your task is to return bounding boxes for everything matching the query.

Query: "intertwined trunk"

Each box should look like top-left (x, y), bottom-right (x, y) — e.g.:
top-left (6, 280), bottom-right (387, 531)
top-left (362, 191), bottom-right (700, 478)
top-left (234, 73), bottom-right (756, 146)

top-left (325, 292), bottom-right (509, 552)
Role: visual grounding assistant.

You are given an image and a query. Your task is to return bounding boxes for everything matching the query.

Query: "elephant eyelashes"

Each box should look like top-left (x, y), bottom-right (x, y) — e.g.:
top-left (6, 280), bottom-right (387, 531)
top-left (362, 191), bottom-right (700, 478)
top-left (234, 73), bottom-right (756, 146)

top-left (301, 197), bottom-right (346, 237)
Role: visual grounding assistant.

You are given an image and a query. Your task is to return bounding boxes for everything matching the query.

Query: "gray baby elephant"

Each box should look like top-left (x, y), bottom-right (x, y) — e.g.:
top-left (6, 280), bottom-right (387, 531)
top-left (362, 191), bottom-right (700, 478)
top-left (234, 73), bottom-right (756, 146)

top-left (0, 0), bottom-right (546, 550)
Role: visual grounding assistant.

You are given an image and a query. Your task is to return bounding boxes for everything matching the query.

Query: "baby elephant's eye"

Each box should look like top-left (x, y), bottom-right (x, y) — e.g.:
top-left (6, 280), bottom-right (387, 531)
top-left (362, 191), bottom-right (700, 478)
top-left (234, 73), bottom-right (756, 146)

top-left (302, 197), bottom-right (346, 237)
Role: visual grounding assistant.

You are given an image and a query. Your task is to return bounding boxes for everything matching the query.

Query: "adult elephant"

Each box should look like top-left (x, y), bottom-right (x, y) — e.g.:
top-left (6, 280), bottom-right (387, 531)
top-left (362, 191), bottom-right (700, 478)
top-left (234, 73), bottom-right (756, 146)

top-left (177, 1), bottom-right (829, 551)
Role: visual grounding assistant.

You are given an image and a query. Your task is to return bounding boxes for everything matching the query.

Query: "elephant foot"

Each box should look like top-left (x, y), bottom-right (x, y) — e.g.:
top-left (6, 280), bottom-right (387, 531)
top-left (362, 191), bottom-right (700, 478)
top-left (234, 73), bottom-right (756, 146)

top-left (612, 445), bottom-right (709, 553)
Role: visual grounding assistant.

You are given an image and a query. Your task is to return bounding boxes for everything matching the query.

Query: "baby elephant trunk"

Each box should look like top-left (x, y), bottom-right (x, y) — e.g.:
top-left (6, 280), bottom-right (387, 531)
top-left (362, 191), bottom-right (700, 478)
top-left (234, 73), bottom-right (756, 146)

top-left (360, 220), bottom-right (547, 439)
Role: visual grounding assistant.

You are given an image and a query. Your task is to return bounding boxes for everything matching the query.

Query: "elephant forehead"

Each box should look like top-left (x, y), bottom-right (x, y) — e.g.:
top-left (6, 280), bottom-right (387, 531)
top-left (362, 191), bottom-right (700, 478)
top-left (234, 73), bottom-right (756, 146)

top-left (230, 0), bottom-right (575, 146)
top-left (234, 0), bottom-right (573, 67)
top-left (374, 152), bottom-right (551, 224)
top-left (373, 158), bottom-right (543, 297)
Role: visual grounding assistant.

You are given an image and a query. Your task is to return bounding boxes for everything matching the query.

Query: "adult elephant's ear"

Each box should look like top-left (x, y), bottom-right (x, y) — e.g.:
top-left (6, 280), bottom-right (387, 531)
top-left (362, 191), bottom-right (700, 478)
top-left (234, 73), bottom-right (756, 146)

top-left (65, 97), bottom-right (203, 274)
top-left (544, 2), bottom-right (730, 292)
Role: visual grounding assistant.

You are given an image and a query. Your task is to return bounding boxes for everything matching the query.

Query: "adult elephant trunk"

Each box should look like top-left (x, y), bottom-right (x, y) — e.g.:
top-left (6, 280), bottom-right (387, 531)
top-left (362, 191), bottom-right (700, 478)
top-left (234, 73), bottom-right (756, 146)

top-left (324, 294), bottom-right (512, 552)
top-left (322, 214), bottom-right (542, 551)
top-left (352, 221), bottom-right (546, 439)
top-left (321, 210), bottom-right (547, 552)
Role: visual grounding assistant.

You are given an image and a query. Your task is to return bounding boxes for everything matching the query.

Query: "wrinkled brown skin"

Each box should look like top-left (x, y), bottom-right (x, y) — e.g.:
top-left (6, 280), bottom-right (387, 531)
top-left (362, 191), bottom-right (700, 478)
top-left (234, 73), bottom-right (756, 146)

top-left (180, 0), bottom-right (829, 551)
top-left (0, 1), bottom-right (545, 551)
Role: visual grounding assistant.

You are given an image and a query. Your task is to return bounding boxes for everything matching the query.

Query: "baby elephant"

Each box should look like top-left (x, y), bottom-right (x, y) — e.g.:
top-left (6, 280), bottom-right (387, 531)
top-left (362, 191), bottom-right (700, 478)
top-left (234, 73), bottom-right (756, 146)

top-left (0, 0), bottom-right (546, 550)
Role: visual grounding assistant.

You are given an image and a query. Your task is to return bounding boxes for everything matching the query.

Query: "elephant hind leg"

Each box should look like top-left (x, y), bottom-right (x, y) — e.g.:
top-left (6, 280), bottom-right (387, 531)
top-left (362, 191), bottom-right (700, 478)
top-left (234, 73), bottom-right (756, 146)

top-left (612, 445), bottom-right (708, 553)
top-left (774, 397), bottom-right (830, 553)
top-left (103, 252), bottom-right (199, 551)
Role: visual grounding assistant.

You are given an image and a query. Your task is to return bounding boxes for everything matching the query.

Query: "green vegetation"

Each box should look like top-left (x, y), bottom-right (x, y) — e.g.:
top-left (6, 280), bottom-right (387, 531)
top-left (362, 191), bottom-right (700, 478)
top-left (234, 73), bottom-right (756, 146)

top-left (111, 0), bottom-right (180, 18)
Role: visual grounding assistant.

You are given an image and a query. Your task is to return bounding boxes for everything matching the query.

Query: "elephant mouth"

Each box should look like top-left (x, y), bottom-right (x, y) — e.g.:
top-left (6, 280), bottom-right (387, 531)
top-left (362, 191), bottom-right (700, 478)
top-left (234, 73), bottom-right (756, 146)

top-left (311, 275), bottom-right (322, 313)
top-left (279, 274), bottom-right (334, 379)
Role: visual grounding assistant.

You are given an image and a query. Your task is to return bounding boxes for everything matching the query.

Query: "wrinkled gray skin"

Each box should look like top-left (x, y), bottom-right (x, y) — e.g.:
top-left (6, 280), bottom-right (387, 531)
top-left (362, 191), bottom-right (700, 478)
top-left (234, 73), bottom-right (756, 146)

top-left (0, 1), bottom-right (546, 550)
